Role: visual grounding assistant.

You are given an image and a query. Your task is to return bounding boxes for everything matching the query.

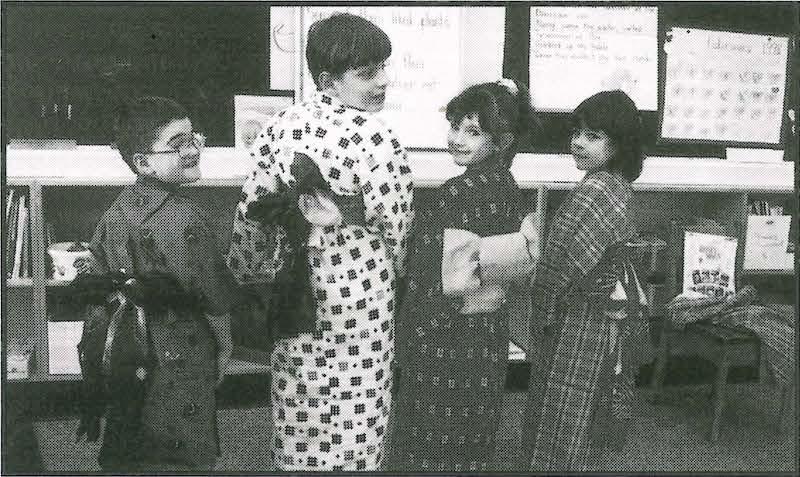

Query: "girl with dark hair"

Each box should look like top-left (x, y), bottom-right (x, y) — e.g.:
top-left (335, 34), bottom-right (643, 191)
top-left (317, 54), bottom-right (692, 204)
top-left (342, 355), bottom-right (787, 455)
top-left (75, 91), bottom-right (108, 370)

top-left (226, 13), bottom-right (412, 472)
top-left (521, 89), bottom-right (651, 471)
top-left (385, 79), bottom-right (541, 472)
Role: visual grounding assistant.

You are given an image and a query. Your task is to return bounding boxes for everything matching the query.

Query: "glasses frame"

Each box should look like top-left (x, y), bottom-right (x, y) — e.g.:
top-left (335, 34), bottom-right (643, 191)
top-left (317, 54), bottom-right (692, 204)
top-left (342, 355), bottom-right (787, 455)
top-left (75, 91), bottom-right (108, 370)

top-left (139, 131), bottom-right (206, 156)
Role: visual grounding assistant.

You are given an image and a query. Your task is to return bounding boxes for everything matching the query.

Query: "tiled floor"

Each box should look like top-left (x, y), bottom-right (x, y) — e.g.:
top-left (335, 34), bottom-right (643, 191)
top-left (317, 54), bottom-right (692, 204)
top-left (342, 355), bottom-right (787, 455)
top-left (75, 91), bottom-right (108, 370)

top-left (29, 384), bottom-right (797, 473)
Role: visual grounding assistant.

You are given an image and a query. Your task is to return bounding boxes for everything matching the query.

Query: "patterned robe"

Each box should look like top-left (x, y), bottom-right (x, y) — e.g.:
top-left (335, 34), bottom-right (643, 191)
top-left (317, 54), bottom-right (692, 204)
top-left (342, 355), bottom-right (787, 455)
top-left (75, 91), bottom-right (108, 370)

top-left (227, 92), bottom-right (413, 471)
top-left (522, 170), bottom-right (650, 471)
top-left (386, 160), bottom-right (523, 472)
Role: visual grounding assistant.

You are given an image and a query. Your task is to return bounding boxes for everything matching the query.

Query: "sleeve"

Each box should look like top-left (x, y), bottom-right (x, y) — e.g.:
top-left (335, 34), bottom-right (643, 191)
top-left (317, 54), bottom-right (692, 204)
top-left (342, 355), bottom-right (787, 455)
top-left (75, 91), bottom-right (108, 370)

top-left (441, 228), bottom-right (533, 297)
top-left (86, 217), bottom-right (110, 273)
top-left (186, 221), bottom-right (240, 316)
top-left (226, 136), bottom-right (282, 285)
top-left (357, 126), bottom-right (414, 277)
top-left (532, 175), bottom-right (631, 317)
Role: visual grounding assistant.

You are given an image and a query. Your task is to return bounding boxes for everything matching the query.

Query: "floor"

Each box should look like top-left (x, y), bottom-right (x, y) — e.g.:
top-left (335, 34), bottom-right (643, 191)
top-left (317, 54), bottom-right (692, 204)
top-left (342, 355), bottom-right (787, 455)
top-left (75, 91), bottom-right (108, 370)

top-left (21, 382), bottom-right (798, 473)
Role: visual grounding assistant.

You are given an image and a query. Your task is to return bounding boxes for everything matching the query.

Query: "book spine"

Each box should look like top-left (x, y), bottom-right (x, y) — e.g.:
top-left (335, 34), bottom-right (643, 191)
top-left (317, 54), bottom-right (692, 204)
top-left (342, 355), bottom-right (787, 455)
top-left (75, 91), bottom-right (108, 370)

top-left (13, 196), bottom-right (28, 279)
top-left (6, 194), bottom-right (20, 278)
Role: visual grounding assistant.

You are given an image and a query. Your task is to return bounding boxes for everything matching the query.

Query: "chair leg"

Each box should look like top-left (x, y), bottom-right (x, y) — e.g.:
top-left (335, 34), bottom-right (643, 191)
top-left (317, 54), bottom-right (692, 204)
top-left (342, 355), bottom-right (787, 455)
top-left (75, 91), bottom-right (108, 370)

top-left (710, 348), bottom-right (730, 443)
top-left (650, 331), bottom-right (670, 402)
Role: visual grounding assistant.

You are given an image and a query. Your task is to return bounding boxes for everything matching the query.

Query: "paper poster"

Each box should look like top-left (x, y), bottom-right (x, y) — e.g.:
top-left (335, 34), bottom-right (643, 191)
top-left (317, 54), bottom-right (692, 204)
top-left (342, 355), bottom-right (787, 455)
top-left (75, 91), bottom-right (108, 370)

top-left (234, 95), bottom-right (294, 150)
top-left (48, 321), bottom-right (84, 375)
top-left (529, 6), bottom-right (659, 111)
top-left (300, 7), bottom-right (505, 149)
top-left (682, 232), bottom-right (738, 298)
top-left (743, 215), bottom-right (793, 270)
top-left (661, 28), bottom-right (789, 144)
top-left (269, 7), bottom-right (297, 91)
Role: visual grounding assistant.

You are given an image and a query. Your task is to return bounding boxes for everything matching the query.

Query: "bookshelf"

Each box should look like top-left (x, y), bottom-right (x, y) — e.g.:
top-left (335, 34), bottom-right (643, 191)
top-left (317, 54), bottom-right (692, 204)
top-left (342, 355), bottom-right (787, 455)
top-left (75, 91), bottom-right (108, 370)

top-left (4, 147), bottom-right (795, 381)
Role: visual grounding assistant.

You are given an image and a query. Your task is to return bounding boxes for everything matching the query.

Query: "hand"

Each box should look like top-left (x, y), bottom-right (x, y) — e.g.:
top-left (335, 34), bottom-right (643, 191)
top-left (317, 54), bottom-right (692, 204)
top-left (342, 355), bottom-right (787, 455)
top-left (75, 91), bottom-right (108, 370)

top-left (519, 209), bottom-right (544, 264)
top-left (216, 333), bottom-right (233, 387)
top-left (206, 313), bottom-right (233, 387)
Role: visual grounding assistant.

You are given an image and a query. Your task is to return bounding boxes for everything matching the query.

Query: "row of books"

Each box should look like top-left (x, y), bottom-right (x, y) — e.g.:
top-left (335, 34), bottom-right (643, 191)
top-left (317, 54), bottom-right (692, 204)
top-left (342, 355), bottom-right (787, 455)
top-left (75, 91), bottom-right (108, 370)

top-left (750, 200), bottom-right (786, 216)
top-left (5, 188), bottom-right (32, 279)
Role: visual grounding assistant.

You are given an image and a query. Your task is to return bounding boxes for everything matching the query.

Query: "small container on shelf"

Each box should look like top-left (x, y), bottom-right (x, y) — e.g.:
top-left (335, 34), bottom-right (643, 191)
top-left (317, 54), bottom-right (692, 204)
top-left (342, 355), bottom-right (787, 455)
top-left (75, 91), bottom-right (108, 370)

top-left (47, 241), bottom-right (91, 281)
top-left (6, 337), bottom-right (34, 380)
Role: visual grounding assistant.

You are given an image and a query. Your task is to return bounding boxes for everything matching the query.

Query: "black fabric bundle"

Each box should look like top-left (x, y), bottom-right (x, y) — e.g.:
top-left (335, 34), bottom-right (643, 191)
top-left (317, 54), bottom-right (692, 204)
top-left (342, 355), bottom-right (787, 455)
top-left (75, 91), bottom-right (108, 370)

top-left (245, 153), bottom-right (328, 340)
top-left (67, 270), bottom-right (197, 443)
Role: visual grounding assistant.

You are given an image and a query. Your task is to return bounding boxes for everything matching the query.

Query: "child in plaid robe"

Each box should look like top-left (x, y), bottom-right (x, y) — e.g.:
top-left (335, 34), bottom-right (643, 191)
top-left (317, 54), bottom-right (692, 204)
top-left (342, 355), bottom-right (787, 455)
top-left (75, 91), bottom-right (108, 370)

top-left (522, 90), bottom-right (651, 471)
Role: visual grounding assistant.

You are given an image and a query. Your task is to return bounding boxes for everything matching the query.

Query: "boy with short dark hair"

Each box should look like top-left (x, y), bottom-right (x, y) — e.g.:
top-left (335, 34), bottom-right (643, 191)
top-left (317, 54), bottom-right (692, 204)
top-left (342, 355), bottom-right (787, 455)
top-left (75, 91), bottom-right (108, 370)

top-left (79, 95), bottom-right (234, 471)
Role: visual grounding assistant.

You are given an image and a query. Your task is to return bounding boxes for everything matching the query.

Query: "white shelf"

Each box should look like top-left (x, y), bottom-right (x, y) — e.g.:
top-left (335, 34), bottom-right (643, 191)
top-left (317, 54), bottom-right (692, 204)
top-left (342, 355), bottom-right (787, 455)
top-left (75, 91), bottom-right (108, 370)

top-left (6, 146), bottom-right (794, 192)
top-left (6, 278), bottom-right (34, 288)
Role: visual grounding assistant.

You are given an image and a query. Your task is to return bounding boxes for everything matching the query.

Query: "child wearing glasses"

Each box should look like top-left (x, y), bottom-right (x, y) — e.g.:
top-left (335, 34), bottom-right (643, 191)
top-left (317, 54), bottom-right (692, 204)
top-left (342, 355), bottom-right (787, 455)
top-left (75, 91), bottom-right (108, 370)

top-left (77, 96), bottom-right (236, 471)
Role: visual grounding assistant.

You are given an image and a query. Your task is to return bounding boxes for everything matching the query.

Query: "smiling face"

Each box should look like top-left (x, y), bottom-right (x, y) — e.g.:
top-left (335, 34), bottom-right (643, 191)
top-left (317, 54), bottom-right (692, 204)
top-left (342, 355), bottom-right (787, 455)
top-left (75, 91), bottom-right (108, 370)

top-left (447, 114), bottom-right (498, 167)
top-left (570, 123), bottom-right (617, 172)
top-left (134, 117), bottom-right (203, 184)
top-left (328, 61), bottom-right (389, 112)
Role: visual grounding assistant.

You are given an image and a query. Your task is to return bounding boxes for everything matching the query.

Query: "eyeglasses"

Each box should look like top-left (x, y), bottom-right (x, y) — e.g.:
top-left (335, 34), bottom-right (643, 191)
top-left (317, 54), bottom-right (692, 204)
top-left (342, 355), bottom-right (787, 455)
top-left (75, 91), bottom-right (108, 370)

top-left (140, 132), bottom-right (206, 156)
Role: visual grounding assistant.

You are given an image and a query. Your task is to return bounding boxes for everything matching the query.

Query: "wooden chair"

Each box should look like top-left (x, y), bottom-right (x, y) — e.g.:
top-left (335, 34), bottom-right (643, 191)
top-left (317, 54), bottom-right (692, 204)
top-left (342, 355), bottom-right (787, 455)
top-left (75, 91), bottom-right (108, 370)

top-left (649, 219), bottom-right (765, 442)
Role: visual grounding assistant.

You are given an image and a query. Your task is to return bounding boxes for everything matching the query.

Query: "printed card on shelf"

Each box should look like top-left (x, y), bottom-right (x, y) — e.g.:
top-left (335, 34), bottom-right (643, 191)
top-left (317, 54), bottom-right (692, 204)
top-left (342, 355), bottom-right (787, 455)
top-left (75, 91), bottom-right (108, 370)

top-left (743, 215), bottom-right (793, 270)
top-left (682, 231), bottom-right (738, 298)
top-left (47, 321), bottom-right (84, 375)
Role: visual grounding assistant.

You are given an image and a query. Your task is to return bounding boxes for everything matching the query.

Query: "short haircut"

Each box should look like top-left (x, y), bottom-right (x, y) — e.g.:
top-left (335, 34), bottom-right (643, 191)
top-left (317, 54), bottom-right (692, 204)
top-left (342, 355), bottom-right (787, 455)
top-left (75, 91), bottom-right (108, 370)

top-left (571, 90), bottom-right (645, 182)
top-left (306, 13), bottom-right (391, 89)
top-left (445, 79), bottom-right (541, 169)
top-left (113, 96), bottom-right (188, 172)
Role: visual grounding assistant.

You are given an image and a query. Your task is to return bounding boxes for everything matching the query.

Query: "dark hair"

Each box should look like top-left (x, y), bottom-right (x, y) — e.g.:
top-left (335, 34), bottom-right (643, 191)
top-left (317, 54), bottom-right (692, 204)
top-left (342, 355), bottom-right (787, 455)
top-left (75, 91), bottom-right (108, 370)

top-left (571, 90), bottom-right (645, 182)
top-left (306, 13), bottom-right (392, 89)
top-left (445, 79), bottom-right (541, 168)
top-left (113, 96), bottom-right (188, 172)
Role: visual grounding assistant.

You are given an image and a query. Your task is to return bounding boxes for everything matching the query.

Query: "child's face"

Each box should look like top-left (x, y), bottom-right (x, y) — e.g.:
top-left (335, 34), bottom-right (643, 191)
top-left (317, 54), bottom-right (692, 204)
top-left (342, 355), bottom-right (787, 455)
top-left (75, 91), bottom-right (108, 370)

top-left (328, 61), bottom-right (389, 112)
top-left (448, 114), bottom-right (497, 167)
top-left (136, 117), bottom-right (203, 184)
top-left (570, 124), bottom-right (616, 172)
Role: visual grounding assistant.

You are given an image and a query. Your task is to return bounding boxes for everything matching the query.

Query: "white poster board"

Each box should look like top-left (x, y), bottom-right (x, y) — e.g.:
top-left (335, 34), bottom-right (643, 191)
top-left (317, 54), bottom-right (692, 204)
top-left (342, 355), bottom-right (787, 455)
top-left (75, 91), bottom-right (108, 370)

top-left (269, 7), bottom-right (296, 90)
top-left (682, 232), bottom-right (738, 298)
top-left (299, 7), bottom-right (505, 149)
top-left (529, 6), bottom-right (658, 112)
top-left (661, 28), bottom-right (789, 144)
top-left (743, 215), bottom-right (793, 270)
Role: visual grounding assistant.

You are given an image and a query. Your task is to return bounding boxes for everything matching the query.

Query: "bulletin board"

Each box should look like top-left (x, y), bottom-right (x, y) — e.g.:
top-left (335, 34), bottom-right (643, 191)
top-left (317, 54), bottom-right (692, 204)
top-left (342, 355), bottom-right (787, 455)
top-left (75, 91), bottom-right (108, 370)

top-left (660, 28), bottom-right (790, 146)
top-left (296, 6), bottom-right (506, 150)
top-left (528, 5), bottom-right (659, 112)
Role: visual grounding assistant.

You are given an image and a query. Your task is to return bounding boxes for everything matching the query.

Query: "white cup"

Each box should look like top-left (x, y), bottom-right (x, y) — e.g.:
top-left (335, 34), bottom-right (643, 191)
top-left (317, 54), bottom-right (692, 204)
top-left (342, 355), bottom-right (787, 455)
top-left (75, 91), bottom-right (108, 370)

top-left (48, 242), bottom-right (92, 281)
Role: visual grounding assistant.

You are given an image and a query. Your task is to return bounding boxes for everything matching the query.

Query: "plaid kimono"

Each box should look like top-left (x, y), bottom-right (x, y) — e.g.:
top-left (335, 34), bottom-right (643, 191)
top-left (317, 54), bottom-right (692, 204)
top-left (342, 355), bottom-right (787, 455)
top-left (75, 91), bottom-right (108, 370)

top-left (522, 170), bottom-right (650, 471)
top-left (386, 160), bottom-right (523, 472)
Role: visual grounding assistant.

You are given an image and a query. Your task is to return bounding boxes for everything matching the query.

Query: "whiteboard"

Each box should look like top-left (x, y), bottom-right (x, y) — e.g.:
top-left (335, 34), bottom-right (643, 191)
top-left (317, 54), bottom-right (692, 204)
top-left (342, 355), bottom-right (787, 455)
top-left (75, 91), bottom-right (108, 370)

top-left (298, 6), bottom-right (505, 149)
top-left (269, 7), bottom-right (296, 90)
top-left (661, 28), bottom-right (789, 145)
top-left (529, 6), bottom-right (658, 111)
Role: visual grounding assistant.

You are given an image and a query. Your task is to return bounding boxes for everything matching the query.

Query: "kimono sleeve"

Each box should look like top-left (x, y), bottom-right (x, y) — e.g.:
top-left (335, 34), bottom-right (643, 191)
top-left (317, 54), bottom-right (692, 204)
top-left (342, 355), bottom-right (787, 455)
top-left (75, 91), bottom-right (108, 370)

top-left (186, 221), bottom-right (240, 316)
top-left (227, 138), bottom-right (281, 285)
top-left (532, 172), bottom-right (633, 317)
top-left (357, 126), bottom-right (414, 277)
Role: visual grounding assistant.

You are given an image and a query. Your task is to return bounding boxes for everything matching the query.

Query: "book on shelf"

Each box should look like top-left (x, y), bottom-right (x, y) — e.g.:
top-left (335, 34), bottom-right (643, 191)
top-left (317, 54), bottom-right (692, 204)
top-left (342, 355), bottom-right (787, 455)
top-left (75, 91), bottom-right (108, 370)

top-left (12, 195), bottom-right (28, 279)
top-left (6, 192), bottom-right (19, 277)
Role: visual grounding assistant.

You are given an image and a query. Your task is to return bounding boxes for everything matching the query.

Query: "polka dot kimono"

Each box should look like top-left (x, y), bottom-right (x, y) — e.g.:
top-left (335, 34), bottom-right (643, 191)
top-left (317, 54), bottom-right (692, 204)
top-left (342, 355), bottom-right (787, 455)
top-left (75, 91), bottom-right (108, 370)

top-left (228, 92), bottom-right (413, 471)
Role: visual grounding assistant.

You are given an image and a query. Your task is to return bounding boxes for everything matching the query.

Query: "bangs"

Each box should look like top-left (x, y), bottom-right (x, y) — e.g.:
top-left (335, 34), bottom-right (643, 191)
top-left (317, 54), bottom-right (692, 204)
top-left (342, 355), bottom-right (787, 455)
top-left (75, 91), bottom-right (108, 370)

top-left (445, 86), bottom-right (505, 136)
top-left (345, 24), bottom-right (391, 71)
top-left (307, 13), bottom-right (392, 81)
top-left (570, 102), bottom-right (610, 133)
